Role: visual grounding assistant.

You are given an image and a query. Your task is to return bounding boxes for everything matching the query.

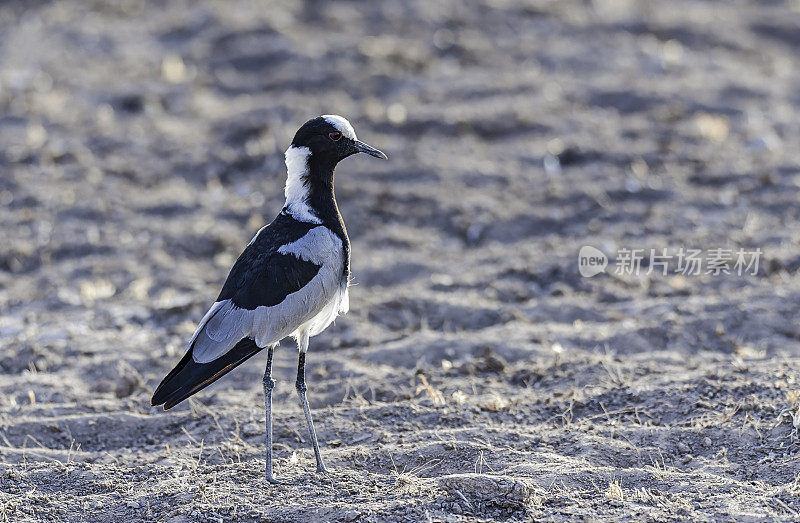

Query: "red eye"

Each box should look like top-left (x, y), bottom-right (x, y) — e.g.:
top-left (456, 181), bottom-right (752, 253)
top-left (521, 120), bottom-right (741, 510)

top-left (329, 131), bottom-right (342, 141)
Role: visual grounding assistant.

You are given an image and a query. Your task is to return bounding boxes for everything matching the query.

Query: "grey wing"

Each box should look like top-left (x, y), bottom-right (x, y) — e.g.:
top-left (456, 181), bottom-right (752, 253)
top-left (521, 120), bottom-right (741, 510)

top-left (190, 300), bottom-right (255, 364)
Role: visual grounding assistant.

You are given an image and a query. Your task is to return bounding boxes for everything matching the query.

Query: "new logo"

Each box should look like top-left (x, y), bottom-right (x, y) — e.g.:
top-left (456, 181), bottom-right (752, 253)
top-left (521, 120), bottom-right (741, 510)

top-left (578, 246), bottom-right (607, 277)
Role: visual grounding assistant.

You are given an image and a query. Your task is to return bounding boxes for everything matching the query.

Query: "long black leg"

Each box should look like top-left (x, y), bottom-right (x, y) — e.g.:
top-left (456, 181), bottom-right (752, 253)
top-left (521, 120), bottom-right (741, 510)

top-left (295, 334), bottom-right (328, 474)
top-left (263, 345), bottom-right (279, 484)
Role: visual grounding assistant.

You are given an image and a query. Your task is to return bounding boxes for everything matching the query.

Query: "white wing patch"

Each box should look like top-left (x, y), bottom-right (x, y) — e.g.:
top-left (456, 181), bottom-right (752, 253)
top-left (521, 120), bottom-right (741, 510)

top-left (322, 115), bottom-right (357, 140)
top-left (277, 226), bottom-right (340, 265)
top-left (191, 227), bottom-right (348, 364)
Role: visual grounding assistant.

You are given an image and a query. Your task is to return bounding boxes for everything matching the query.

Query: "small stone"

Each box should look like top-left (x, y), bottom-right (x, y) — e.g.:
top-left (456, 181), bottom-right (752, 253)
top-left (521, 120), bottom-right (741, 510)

top-left (476, 346), bottom-right (506, 373)
top-left (437, 474), bottom-right (537, 509)
top-left (481, 394), bottom-right (510, 412)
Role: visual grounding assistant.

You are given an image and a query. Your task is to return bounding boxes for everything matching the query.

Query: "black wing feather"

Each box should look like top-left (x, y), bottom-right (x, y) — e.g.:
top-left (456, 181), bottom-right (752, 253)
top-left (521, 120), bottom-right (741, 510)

top-left (220, 252), bottom-right (321, 309)
top-left (151, 337), bottom-right (262, 409)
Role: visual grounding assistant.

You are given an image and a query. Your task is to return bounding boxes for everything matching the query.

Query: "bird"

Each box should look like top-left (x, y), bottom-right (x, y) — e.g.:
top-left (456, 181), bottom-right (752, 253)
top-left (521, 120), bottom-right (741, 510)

top-left (151, 115), bottom-right (387, 483)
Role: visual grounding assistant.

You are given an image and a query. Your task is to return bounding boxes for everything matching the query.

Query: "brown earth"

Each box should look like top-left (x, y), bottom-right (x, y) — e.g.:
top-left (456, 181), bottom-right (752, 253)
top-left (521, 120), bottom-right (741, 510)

top-left (2, 0), bottom-right (800, 521)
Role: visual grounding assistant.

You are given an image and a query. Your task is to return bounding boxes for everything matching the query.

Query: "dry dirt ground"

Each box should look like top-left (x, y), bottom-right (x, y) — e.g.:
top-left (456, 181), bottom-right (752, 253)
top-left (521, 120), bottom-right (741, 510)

top-left (2, 0), bottom-right (800, 521)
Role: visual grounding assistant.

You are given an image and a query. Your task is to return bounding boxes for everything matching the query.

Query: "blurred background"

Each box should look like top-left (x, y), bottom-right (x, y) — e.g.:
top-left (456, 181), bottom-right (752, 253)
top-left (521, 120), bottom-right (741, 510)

top-left (2, 0), bottom-right (800, 520)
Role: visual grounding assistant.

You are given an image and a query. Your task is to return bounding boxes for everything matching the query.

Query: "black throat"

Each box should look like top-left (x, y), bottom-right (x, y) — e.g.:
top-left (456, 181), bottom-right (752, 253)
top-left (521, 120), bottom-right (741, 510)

top-left (304, 154), bottom-right (351, 282)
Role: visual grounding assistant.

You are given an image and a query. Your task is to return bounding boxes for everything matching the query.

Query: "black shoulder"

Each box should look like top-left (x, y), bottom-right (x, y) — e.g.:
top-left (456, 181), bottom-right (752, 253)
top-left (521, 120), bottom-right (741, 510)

top-left (216, 213), bottom-right (321, 310)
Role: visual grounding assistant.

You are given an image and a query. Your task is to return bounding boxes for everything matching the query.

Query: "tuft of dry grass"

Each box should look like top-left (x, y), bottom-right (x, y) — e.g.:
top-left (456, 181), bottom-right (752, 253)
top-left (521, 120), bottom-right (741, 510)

top-left (604, 480), bottom-right (624, 502)
top-left (415, 374), bottom-right (445, 407)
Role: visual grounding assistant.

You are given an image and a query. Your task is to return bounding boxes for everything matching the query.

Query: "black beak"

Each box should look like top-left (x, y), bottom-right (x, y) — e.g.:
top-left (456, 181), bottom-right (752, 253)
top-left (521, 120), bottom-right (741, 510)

top-left (353, 140), bottom-right (388, 160)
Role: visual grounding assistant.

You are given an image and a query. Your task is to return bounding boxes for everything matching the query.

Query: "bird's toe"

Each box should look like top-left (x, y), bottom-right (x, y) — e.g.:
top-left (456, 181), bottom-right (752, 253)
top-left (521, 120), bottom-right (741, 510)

top-left (265, 475), bottom-right (281, 485)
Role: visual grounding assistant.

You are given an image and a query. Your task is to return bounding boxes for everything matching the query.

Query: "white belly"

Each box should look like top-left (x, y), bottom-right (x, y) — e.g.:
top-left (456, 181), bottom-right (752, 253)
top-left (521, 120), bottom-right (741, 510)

top-left (299, 284), bottom-right (349, 338)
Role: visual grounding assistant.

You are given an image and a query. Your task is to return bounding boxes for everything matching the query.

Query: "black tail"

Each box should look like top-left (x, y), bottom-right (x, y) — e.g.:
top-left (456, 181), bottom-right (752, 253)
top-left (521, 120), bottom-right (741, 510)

top-left (151, 337), bottom-right (263, 410)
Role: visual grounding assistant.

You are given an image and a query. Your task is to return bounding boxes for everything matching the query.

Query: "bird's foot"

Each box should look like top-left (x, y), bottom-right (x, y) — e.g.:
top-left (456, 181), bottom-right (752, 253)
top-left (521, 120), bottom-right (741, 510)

top-left (265, 463), bottom-right (281, 485)
top-left (316, 463), bottom-right (330, 475)
top-left (265, 473), bottom-right (281, 485)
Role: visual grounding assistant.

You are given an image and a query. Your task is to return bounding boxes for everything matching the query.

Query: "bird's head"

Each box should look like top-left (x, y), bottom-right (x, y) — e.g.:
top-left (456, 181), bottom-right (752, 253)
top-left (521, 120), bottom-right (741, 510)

top-left (283, 115), bottom-right (387, 215)
top-left (289, 115), bottom-right (388, 170)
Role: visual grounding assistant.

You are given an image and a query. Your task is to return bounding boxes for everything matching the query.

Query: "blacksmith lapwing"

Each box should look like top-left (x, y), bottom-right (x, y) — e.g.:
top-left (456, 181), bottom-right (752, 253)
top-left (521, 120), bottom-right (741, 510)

top-left (151, 115), bottom-right (387, 483)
